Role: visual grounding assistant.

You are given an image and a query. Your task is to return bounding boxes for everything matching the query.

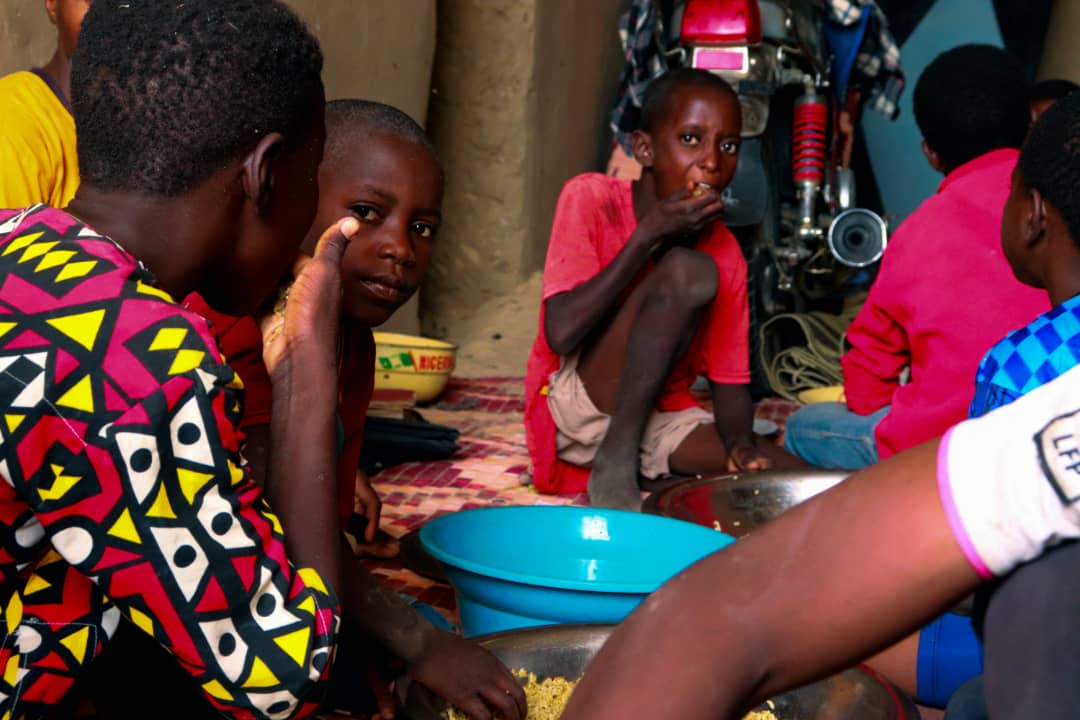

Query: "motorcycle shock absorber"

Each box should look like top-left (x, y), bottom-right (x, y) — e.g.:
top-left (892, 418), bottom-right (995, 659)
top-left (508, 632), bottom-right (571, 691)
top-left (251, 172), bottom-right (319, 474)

top-left (792, 89), bottom-right (828, 238)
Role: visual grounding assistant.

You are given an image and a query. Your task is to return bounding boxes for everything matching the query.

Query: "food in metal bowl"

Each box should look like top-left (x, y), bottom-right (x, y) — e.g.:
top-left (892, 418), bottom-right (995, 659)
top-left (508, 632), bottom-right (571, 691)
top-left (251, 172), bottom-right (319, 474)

top-left (445, 671), bottom-right (778, 720)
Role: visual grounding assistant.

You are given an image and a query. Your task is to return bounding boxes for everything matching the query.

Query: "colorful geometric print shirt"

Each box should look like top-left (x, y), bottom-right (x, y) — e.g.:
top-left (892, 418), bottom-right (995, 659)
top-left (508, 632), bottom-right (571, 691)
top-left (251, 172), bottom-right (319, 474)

top-left (0, 206), bottom-right (340, 719)
top-left (970, 293), bottom-right (1080, 419)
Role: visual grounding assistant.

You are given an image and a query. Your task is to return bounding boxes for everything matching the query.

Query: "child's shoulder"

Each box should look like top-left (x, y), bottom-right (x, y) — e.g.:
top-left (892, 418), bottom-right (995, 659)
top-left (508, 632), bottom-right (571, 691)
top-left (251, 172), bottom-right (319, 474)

top-left (560, 172), bottom-right (631, 202)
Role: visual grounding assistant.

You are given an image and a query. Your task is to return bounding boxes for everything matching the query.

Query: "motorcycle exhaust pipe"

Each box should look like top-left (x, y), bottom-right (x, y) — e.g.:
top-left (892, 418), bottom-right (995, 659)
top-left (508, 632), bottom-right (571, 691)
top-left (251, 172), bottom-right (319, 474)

top-left (828, 208), bottom-right (888, 267)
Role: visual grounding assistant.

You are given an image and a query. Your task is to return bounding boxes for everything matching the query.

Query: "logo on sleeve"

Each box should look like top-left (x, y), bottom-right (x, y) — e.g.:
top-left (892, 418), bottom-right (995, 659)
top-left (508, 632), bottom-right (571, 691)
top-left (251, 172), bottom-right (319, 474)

top-left (1036, 409), bottom-right (1080, 505)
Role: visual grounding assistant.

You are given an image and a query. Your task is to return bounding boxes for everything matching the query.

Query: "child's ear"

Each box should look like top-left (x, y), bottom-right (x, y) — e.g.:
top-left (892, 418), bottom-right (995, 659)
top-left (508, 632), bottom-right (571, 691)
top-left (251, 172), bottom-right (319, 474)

top-left (920, 141), bottom-right (946, 175)
top-left (242, 132), bottom-right (286, 213)
top-left (1028, 188), bottom-right (1048, 248)
top-left (631, 130), bottom-right (655, 169)
top-left (45, 0), bottom-right (59, 25)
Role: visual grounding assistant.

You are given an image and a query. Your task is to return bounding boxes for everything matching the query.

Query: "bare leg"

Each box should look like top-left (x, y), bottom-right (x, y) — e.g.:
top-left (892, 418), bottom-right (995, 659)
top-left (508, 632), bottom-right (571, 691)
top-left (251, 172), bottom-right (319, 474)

top-left (576, 248), bottom-right (719, 509)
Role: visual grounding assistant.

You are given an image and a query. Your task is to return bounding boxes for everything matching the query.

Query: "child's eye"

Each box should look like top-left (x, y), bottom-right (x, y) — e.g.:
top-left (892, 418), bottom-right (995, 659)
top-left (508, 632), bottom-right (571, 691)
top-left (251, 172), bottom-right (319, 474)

top-left (721, 141), bottom-right (740, 155)
top-left (680, 133), bottom-right (700, 146)
top-left (351, 205), bottom-right (380, 222)
top-left (412, 222), bottom-right (438, 239)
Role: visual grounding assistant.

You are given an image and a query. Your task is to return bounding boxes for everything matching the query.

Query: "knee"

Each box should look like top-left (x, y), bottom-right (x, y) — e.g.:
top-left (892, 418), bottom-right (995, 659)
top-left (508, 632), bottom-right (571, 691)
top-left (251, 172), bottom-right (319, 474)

top-left (651, 247), bottom-right (719, 308)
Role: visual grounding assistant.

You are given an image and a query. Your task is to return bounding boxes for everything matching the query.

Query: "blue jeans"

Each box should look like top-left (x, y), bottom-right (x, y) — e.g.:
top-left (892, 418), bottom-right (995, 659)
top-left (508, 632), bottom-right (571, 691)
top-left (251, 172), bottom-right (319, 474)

top-left (783, 402), bottom-right (888, 470)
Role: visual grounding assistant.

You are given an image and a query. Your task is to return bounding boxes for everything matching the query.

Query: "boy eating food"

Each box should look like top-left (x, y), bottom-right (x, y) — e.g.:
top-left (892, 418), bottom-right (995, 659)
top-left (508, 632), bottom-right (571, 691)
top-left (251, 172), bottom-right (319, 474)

top-left (525, 68), bottom-right (792, 510)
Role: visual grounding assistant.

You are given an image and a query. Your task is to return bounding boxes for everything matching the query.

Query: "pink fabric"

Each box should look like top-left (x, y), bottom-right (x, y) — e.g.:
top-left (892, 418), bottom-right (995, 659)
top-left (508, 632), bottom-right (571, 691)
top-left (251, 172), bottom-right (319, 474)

top-left (842, 149), bottom-right (1050, 459)
top-left (525, 173), bottom-right (749, 494)
top-left (937, 428), bottom-right (993, 579)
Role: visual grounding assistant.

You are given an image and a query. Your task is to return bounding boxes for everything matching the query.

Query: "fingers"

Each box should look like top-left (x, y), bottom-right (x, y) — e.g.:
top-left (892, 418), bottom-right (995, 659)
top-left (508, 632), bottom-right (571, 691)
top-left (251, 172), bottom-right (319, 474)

top-left (366, 664), bottom-right (397, 719)
top-left (312, 216), bottom-right (360, 266)
top-left (480, 682), bottom-right (524, 720)
top-left (454, 696), bottom-right (492, 720)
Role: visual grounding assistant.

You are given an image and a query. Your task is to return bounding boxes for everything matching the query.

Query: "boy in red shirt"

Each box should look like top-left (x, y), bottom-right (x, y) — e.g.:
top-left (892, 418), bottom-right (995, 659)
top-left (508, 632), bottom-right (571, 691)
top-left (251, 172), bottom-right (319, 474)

top-left (186, 101), bottom-right (525, 720)
top-left (525, 69), bottom-right (792, 510)
top-left (783, 45), bottom-right (1049, 470)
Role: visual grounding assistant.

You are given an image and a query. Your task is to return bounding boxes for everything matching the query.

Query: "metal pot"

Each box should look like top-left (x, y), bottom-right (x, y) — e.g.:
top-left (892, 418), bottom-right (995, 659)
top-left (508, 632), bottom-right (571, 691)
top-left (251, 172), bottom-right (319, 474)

top-left (643, 469), bottom-right (849, 537)
top-left (399, 624), bottom-right (919, 719)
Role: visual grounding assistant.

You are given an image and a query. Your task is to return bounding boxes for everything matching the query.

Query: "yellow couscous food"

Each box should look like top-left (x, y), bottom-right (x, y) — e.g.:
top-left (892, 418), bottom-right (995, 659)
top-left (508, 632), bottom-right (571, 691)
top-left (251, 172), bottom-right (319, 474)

top-left (445, 671), bottom-right (779, 719)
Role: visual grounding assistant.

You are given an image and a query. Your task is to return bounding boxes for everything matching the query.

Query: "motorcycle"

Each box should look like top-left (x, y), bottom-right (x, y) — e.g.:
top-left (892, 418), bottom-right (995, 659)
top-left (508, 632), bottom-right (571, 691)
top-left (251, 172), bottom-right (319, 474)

top-left (653, 0), bottom-right (892, 386)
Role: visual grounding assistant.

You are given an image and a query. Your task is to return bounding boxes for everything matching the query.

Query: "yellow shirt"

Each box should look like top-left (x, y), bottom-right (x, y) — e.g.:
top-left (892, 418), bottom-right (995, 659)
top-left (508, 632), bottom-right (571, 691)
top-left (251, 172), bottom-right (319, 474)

top-left (0, 70), bottom-right (79, 209)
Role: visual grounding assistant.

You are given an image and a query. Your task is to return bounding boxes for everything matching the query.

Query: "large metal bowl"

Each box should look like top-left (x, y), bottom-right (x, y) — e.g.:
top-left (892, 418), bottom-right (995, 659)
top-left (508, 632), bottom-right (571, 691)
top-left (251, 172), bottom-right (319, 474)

top-left (642, 469), bottom-right (849, 537)
top-left (400, 624), bottom-right (919, 719)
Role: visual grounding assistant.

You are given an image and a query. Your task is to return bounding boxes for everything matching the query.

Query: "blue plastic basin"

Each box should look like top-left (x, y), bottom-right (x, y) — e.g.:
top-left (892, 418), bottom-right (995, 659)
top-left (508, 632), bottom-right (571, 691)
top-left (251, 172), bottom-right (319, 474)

top-left (419, 506), bottom-right (735, 636)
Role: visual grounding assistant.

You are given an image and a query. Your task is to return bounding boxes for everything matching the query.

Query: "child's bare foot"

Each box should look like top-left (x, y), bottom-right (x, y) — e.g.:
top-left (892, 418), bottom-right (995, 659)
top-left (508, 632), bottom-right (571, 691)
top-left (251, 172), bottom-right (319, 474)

top-left (588, 458), bottom-right (643, 511)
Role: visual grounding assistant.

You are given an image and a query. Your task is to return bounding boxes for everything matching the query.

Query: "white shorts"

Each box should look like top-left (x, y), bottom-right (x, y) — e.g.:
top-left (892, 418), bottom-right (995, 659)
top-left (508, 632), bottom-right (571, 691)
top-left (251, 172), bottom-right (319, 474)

top-left (546, 353), bottom-right (713, 479)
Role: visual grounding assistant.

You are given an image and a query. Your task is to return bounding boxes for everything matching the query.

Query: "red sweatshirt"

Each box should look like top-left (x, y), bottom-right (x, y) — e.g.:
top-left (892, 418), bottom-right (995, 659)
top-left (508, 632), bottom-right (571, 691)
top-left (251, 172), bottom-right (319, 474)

top-left (841, 148), bottom-right (1049, 458)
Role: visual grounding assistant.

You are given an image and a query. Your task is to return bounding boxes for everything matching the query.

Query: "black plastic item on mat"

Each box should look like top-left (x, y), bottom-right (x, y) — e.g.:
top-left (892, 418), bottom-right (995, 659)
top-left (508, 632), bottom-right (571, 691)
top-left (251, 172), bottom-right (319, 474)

top-left (359, 414), bottom-right (460, 476)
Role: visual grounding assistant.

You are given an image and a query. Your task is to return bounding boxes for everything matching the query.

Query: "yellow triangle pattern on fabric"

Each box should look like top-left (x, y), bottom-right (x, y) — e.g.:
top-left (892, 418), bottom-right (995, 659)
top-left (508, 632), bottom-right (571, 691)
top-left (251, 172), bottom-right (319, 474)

top-left (108, 508), bottom-right (141, 545)
top-left (242, 656), bottom-right (281, 689)
top-left (23, 574), bottom-right (51, 595)
top-left (3, 655), bottom-right (18, 686)
top-left (35, 249), bottom-right (78, 272)
top-left (47, 309), bottom-right (106, 352)
top-left (60, 626), bottom-right (90, 664)
top-left (56, 375), bottom-right (94, 413)
top-left (177, 468), bottom-right (215, 506)
top-left (297, 568), bottom-right (328, 596)
top-left (146, 485), bottom-right (176, 519)
top-left (4, 415), bottom-right (23, 434)
top-left (168, 349), bottom-right (205, 375)
top-left (273, 626), bottom-right (311, 668)
top-left (37, 549), bottom-right (63, 567)
top-left (0, 322), bottom-right (16, 340)
top-left (18, 241), bottom-right (58, 264)
top-left (136, 281), bottom-right (174, 303)
top-left (202, 679), bottom-right (234, 702)
top-left (55, 260), bottom-right (98, 283)
top-left (2, 231), bottom-right (42, 256)
top-left (128, 606), bottom-right (154, 636)
top-left (296, 595), bottom-right (316, 616)
top-left (229, 462), bottom-right (245, 487)
top-left (4, 592), bottom-right (23, 634)
top-left (149, 327), bottom-right (187, 351)
top-left (38, 464), bottom-right (82, 502)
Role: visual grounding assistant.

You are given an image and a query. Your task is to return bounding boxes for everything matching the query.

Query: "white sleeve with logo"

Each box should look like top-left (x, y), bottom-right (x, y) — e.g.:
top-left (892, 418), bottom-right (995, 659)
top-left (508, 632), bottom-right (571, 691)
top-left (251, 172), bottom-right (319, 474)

top-left (939, 363), bottom-right (1080, 578)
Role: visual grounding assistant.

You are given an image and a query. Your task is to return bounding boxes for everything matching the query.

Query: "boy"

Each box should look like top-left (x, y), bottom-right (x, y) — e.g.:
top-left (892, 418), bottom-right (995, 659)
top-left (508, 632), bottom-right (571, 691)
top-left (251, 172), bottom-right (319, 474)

top-left (784, 45), bottom-right (1049, 470)
top-left (0, 3), bottom-right (527, 720)
top-left (0, 1), bottom-right (344, 717)
top-left (188, 100), bottom-right (443, 554)
top-left (562, 93), bottom-right (1080, 720)
top-left (525, 68), bottom-right (782, 510)
top-left (185, 102), bottom-right (524, 720)
top-left (0, 0), bottom-right (88, 208)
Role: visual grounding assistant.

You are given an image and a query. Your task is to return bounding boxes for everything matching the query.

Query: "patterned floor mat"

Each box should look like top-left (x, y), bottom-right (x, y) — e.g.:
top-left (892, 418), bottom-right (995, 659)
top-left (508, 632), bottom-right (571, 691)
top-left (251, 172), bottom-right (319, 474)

top-left (362, 377), bottom-right (800, 626)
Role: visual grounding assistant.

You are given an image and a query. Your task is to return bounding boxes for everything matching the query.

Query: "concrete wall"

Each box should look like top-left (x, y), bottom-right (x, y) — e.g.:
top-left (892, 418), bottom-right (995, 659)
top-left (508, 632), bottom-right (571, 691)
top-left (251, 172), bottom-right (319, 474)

top-left (0, 5), bottom-right (55, 74)
top-left (422, 0), bottom-right (627, 338)
top-left (1039, 0), bottom-right (1080, 82)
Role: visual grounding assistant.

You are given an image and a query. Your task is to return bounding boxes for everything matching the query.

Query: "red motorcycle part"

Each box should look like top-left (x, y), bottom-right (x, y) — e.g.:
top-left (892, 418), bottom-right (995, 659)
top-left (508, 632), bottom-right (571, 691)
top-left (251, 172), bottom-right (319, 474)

top-left (793, 94), bottom-right (828, 186)
top-left (680, 0), bottom-right (763, 46)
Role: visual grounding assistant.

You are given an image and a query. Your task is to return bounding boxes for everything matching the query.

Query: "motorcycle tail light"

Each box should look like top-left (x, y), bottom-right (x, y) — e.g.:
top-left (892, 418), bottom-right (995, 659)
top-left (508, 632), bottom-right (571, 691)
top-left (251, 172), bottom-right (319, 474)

top-left (680, 0), bottom-right (763, 46)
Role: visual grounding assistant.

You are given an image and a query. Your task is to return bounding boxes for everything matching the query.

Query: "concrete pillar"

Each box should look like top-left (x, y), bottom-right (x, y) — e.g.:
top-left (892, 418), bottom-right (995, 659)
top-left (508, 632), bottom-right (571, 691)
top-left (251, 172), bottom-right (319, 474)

top-left (422, 0), bottom-right (628, 340)
top-left (1039, 0), bottom-right (1080, 81)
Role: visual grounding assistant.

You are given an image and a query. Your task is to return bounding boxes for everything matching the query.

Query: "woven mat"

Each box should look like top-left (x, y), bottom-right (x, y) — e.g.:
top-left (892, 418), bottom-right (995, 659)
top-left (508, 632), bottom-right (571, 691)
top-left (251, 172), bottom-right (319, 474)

top-left (362, 377), bottom-right (800, 626)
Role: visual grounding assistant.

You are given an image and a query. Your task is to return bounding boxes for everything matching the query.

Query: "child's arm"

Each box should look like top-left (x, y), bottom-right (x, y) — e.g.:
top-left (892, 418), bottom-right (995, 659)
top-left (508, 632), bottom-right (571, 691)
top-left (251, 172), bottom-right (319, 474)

top-left (544, 183), bottom-right (724, 356)
top-left (565, 365), bottom-right (1080, 719)
top-left (842, 276), bottom-right (910, 415)
top-left (562, 441), bottom-right (971, 720)
top-left (340, 557), bottom-right (527, 720)
top-left (709, 381), bottom-right (764, 469)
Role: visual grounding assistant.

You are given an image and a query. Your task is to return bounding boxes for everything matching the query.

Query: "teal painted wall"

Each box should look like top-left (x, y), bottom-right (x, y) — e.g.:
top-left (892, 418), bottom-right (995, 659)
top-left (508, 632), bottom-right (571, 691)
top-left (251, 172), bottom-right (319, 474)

top-left (861, 0), bottom-right (1005, 226)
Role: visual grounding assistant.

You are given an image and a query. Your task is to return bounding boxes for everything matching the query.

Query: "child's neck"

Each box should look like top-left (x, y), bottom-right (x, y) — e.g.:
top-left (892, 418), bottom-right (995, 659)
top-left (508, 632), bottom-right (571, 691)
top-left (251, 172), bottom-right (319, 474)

top-left (42, 48), bottom-right (72, 108)
top-left (66, 186), bottom-right (228, 301)
top-left (631, 172), bottom-right (660, 223)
